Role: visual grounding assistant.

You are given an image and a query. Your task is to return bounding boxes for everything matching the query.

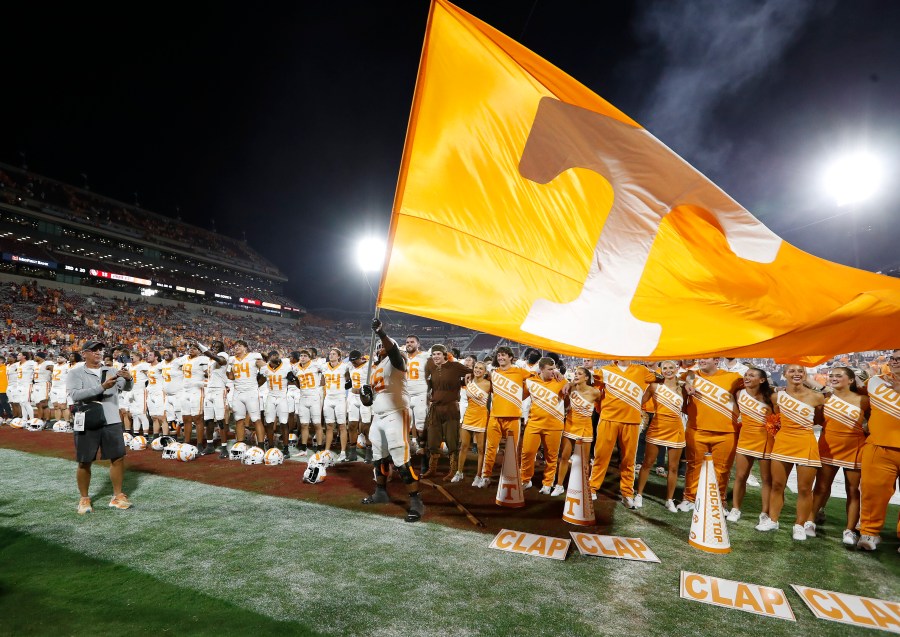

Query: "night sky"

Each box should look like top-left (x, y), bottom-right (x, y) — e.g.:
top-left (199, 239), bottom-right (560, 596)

top-left (2, 1), bottom-right (898, 312)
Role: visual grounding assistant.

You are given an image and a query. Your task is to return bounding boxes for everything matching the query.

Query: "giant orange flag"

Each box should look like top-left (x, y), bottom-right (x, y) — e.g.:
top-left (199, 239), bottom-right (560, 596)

top-left (378, 0), bottom-right (900, 362)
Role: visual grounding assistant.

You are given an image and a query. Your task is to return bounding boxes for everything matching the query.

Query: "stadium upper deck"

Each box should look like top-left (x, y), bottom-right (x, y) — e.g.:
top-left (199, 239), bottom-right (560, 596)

top-left (0, 162), bottom-right (302, 315)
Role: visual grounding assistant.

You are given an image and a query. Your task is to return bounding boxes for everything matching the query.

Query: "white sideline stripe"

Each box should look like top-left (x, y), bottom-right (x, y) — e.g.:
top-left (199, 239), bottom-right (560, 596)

top-left (0, 449), bottom-right (647, 637)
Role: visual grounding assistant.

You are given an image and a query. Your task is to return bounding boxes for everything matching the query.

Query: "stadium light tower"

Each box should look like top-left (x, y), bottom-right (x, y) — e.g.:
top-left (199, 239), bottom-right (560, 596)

top-left (821, 150), bottom-right (884, 269)
top-left (822, 150), bottom-right (884, 207)
top-left (356, 237), bottom-right (386, 273)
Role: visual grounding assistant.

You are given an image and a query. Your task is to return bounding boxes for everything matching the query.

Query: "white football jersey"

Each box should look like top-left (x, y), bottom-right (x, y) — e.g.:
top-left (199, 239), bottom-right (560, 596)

top-left (7, 362), bottom-right (20, 388)
top-left (130, 361), bottom-right (152, 388)
top-left (20, 360), bottom-right (36, 386)
top-left (182, 356), bottom-right (210, 390)
top-left (406, 351), bottom-right (430, 396)
top-left (348, 360), bottom-right (371, 392)
top-left (294, 361), bottom-right (323, 395)
top-left (206, 351), bottom-right (229, 390)
top-left (229, 353), bottom-right (263, 392)
top-left (161, 355), bottom-right (188, 394)
top-left (261, 360), bottom-right (295, 398)
top-left (372, 342), bottom-right (409, 415)
top-left (34, 360), bottom-right (54, 383)
top-left (50, 363), bottom-right (71, 390)
top-left (322, 361), bottom-right (349, 396)
top-left (146, 362), bottom-right (164, 395)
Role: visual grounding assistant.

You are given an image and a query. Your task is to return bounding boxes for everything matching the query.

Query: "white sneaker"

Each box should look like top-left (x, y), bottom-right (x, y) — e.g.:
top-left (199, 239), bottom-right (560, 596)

top-left (478, 476), bottom-right (490, 488)
top-left (746, 474), bottom-right (760, 487)
top-left (857, 535), bottom-right (880, 551)
top-left (623, 496), bottom-right (636, 509)
top-left (792, 524), bottom-right (807, 541)
top-left (655, 466), bottom-right (667, 476)
top-left (676, 500), bottom-right (694, 512)
top-left (450, 471), bottom-right (463, 483)
top-left (665, 499), bottom-right (677, 512)
top-left (759, 511), bottom-right (771, 523)
top-left (803, 521), bottom-right (816, 538)
top-left (550, 485), bottom-right (565, 497)
top-left (471, 476), bottom-right (482, 487)
top-left (337, 451), bottom-right (347, 462)
top-left (538, 485), bottom-right (552, 495)
top-left (755, 518), bottom-right (779, 532)
top-left (842, 529), bottom-right (858, 546)
top-left (522, 480), bottom-right (533, 490)
top-left (633, 494), bottom-right (643, 509)
top-left (726, 508), bottom-right (742, 523)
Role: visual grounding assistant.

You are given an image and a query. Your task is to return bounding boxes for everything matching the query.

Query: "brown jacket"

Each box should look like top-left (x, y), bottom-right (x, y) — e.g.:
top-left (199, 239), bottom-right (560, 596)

top-left (425, 359), bottom-right (469, 406)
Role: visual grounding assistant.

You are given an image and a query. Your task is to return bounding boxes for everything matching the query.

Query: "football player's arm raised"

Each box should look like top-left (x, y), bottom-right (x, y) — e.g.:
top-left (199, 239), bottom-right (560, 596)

top-left (373, 318), bottom-right (406, 373)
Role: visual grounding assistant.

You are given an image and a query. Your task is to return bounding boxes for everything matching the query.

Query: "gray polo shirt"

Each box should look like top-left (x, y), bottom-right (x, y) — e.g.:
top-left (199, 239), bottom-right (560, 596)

top-left (67, 364), bottom-right (133, 426)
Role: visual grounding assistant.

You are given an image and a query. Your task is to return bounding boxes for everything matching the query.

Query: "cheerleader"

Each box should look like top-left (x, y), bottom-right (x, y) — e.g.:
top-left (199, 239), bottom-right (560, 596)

top-left (760, 364), bottom-right (824, 540)
top-left (553, 367), bottom-right (601, 497)
top-left (730, 367), bottom-right (776, 524)
top-left (635, 361), bottom-right (686, 512)
top-left (810, 366), bottom-right (868, 545)
top-left (456, 362), bottom-right (491, 486)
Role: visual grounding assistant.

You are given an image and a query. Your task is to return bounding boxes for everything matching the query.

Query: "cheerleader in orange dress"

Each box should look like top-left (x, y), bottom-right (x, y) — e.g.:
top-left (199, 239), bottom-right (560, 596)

top-left (457, 362), bottom-right (491, 486)
top-left (635, 361), bottom-right (686, 512)
top-left (810, 366), bottom-right (869, 545)
top-left (553, 367), bottom-right (601, 497)
top-left (762, 364), bottom-right (825, 541)
top-left (730, 367), bottom-right (776, 525)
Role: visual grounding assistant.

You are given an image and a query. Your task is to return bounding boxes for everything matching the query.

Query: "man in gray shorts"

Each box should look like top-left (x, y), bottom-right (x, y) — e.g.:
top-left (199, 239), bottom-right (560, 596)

top-left (66, 341), bottom-right (134, 514)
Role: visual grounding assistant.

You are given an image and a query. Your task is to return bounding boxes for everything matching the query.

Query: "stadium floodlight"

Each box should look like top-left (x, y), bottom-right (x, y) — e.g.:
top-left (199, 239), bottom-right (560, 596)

top-left (356, 237), bottom-right (386, 273)
top-left (822, 150), bottom-right (884, 207)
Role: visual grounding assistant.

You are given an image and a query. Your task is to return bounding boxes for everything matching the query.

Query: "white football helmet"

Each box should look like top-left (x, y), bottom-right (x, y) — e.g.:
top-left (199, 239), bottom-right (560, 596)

top-left (129, 435), bottom-right (147, 451)
top-left (9, 418), bottom-right (24, 429)
top-left (177, 444), bottom-right (198, 462)
top-left (24, 418), bottom-right (45, 431)
top-left (288, 433), bottom-right (298, 446)
top-left (320, 449), bottom-right (336, 467)
top-left (151, 435), bottom-right (177, 451)
top-left (52, 421), bottom-right (74, 433)
top-left (264, 447), bottom-right (284, 466)
top-left (356, 434), bottom-right (366, 449)
top-left (162, 442), bottom-right (182, 460)
top-left (123, 432), bottom-right (134, 445)
top-left (303, 462), bottom-right (326, 484)
top-left (242, 446), bottom-right (265, 465)
top-left (229, 442), bottom-right (249, 461)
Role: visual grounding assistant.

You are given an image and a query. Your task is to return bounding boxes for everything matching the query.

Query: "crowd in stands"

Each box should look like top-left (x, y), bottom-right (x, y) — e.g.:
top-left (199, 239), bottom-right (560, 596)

top-left (0, 165), bottom-right (282, 277)
top-left (0, 280), bottom-right (355, 356)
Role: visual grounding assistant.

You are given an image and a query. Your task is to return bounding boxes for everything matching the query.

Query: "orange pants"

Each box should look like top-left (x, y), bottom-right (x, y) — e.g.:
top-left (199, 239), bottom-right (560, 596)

top-left (520, 424), bottom-right (562, 488)
top-left (588, 420), bottom-right (638, 497)
top-left (859, 443), bottom-right (900, 538)
top-left (683, 428), bottom-right (737, 502)
top-left (481, 416), bottom-right (520, 478)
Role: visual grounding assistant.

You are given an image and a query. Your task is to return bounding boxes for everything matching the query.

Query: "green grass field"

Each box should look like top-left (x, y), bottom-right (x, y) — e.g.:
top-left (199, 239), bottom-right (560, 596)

top-left (0, 447), bottom-right (897, 636)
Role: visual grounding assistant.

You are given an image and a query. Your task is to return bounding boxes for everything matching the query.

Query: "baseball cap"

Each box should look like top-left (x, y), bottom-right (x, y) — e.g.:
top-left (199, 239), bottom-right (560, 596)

top-left (82, 341), bottom-right (105, 352)
top-left (349, 350), bottom-right (362, 360)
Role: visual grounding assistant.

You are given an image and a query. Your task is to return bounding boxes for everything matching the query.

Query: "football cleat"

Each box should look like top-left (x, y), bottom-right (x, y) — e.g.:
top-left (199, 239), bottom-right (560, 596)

top-left (242, 446), bottom-right (265, 465)
top-left (264, 447), bottom-right (285, 466)
top-left (405, 494), bottom-right (425, 522)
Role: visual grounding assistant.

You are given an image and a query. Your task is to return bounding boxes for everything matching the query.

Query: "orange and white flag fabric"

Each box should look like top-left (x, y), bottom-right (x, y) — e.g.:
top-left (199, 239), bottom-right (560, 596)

top-left (378, 0), bottom-right (900, 363)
